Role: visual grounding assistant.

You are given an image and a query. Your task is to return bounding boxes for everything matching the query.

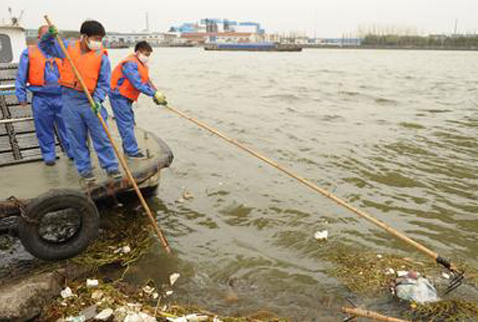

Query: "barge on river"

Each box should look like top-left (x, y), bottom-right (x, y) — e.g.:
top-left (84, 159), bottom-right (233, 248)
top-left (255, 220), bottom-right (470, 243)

top-left (0, 23), bottom-right (173, 260)
top-left (204, 42), bottom-right (303, 52)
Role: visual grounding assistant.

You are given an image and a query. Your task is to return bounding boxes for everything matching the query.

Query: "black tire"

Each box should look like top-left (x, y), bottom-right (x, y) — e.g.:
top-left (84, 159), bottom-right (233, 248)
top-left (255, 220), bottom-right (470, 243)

top-left (18, 189), bottom-right (99, 260)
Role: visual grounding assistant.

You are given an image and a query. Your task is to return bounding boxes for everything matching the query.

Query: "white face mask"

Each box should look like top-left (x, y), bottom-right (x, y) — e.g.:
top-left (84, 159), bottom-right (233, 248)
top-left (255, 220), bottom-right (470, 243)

top-left (137, 53), bottom-right (149, 65)
top-left (86, 37), bottom-right (102, 50)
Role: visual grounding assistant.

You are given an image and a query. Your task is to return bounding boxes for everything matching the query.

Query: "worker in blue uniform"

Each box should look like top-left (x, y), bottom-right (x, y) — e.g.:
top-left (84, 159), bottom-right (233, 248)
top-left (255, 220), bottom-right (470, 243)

top-left (39, 20), bottom-right (120, 182)
top-left (15, 25), bottom-right (72, 165)
top-left (109, 41), bottom-right (167, 159)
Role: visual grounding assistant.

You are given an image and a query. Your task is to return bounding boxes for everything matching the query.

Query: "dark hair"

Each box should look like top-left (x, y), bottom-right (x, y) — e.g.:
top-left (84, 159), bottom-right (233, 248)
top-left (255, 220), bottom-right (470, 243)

top-left (80, 20), bottom-right (106, 37)
top-left (135, 41), bottom-right (153, 53)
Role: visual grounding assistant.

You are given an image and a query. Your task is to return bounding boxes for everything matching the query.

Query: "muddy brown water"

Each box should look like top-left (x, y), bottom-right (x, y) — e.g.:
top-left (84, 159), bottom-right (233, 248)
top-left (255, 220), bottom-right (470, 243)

top-left (2, 48), bottom-right (478, 320)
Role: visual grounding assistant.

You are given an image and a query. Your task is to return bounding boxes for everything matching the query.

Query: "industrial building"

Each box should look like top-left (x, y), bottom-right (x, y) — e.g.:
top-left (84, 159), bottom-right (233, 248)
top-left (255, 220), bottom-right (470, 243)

top-left (169, 18), bottom-right (265, 44)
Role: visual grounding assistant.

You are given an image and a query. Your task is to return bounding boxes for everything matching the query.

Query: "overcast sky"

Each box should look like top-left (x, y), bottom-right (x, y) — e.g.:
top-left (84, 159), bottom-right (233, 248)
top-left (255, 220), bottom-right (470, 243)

top-left (3, 0), bottom-right (478, 37)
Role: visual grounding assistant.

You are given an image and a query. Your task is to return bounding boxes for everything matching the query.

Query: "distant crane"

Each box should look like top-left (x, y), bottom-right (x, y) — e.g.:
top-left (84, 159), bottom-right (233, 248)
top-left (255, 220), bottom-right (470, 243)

top-left (145, 12), bottom-right (150, 33)
top-left (8, 7), bottom-right (24, 27)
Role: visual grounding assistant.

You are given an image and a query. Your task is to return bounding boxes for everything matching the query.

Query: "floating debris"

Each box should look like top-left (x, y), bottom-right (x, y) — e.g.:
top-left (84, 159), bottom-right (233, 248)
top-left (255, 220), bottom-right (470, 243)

top-left (409, 300), bottom-right (478, 322)
top-left (124, 312), bottom-right (156, 322)
top-left (70, 209), bottom-right (153, 269)
top-left (142, 285), bottom-right (155, 295)
top-left (65, 316), bottom-right (86, 322)
top-left (79, 305), bottom-right (97, 320)
top-left (86, 279), bottom-right (99, 288)
top-left (166, 314), bottom-right (208, 322)
top-left (60, 287), bottom-right (74, 299)
top-left (325, 245), bottom-right (438, 295)
top-left (397, 270), bottom-right (408, 277)
top-left (393, 274), bottom-right (439, 304)
top-left (182, 190), bottom-right (194, 200)
top-left (314, 230), bottom-right (328, 241)
top-left (94, 308), bottom-right (113, 320)
top-left (170, 273), bottom-right (181, 286)
top-left (386, 268), bottom-right (396, 275)
top-left (91, 290), bottom-right (104, 301)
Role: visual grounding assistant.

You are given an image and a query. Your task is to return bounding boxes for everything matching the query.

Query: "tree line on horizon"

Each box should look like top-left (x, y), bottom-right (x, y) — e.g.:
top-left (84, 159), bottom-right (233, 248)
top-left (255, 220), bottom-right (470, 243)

top-left (362, 34), bottom-right (478, 48)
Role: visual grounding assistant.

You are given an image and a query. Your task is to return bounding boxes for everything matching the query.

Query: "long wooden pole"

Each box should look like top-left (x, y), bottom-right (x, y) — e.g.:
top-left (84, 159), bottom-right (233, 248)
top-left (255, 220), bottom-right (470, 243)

top-left (342, 307), bottom-right (410, 322)
top-left (0, 117), bottom-right (34, 125)
top-left (164, 105), bottom-right (457, 271)
top-left (44, 16), bottom-right (171, 255)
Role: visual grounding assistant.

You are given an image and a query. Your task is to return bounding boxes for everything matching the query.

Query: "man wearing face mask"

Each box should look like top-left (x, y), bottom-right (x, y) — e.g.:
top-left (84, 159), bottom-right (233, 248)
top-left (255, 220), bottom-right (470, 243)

top-left (39, 20), bottom-right (120, 183)
top-left (15, 25), bottom-right (73, 166)
top-left (109, 41), bottom-right (167, 159)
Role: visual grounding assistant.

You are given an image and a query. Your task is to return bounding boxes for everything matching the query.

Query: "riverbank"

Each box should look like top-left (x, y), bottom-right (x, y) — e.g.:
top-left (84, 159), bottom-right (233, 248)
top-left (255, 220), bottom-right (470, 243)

top-left (1, 203), bottom-right (478, 321)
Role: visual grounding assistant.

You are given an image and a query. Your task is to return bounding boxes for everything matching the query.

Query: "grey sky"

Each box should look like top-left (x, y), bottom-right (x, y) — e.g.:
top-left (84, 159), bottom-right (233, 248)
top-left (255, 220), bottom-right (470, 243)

top-left (3, 0), bottom-right (478, 37)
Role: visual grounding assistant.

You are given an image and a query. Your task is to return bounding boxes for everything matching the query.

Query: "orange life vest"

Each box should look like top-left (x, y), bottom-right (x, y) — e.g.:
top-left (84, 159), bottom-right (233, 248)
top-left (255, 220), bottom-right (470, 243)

top-left (110, 54), bottom-right (149, 101)
top-left (27, 45), bottom-right (62, 86)
top-left (59, 40), bottom-right (107, 93)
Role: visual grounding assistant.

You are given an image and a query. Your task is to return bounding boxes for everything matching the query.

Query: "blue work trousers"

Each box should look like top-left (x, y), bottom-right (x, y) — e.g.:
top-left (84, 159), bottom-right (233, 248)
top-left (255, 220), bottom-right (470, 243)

top-left (109, 93), bottom-right (139, 155)
top-left (31, 93), bottom-right (72, 162)
top-left (61, 88), bottom-right (118, 176)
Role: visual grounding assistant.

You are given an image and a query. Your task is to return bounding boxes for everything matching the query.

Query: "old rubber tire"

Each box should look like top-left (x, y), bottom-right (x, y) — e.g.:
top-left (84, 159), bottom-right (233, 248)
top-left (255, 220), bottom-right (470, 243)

top-left (18, 189), bottom-right (99, 260)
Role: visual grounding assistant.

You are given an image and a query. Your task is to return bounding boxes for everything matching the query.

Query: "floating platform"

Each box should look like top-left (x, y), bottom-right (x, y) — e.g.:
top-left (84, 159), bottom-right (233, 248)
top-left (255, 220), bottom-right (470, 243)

top-left (204, 42), bottom-right (302, 52)
top-left (0, 64), bottom-right (173, 217)
top-left (0, 62), bottom-right (173, 260)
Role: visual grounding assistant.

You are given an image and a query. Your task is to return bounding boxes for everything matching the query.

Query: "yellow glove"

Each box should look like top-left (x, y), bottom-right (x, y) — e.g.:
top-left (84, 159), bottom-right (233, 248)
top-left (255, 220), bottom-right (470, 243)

top-left (153, 91), bottom-right (167, 106)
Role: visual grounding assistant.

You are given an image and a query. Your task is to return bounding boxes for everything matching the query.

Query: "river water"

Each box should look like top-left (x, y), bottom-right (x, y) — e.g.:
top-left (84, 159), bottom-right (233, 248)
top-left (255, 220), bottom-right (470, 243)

top-left (103, 48), bottom-right (477, 320)
top-left (110, 48), bottom-right (478, 320)
top-left (6, 48), bottom-right (474, 320)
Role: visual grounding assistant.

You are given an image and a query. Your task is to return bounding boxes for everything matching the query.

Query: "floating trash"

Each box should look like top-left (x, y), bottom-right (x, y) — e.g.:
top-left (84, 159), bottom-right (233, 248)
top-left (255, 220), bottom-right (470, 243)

top-left (166, 314), bottom-right (208, 322)
top-left (124, 312), bottom-right (157, 322)
top-left (170, 273), bottom-right (181, 286)
top-left (86, 279), bottom-right (99, 287)
top-left (314, 230), bottom-right (328, 241)
top-left (60, 287), bottom-right (74, 299)
top-left (386, 268), bottom-right (395, 275)
top-left (182, 190), bottom-right (194, 200)
top-left (94, 308), bottom-right (113, 321)
top-left (142, 285), bottom-right (155, 295)
top-left (393, 272), bottom-right (439, 304)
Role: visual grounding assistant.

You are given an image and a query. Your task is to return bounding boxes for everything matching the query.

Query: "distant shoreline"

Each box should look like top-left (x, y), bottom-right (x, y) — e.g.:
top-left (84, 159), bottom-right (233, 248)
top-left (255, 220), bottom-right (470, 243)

top-left (301, 44), bottom-right (478, 51)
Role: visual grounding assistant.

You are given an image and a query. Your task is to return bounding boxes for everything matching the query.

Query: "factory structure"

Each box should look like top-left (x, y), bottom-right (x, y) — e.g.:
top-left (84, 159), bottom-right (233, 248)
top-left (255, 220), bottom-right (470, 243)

top-left (96, 17), bottom-right (364, 48)
top-left (169, 18), bottom-right (266, 44)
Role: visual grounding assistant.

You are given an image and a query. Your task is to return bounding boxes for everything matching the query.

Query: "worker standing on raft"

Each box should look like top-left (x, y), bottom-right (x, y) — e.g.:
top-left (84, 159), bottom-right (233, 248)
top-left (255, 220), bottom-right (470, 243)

top-left (109, 41), bottom-right (167, 159)
top-left (15, 25), bottom-right (73, 166)
top-left (39, 20), bottom-right (120, 182)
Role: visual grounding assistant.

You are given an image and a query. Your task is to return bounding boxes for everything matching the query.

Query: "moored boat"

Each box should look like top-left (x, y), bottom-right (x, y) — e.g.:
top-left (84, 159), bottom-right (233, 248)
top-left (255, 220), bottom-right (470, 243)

top-left (204, 42), bottom-right (302, 52)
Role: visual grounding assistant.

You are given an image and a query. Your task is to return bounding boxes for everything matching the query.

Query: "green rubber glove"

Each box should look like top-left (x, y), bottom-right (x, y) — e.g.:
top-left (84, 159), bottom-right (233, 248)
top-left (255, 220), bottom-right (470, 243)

top-left (48, 25), bottom-right (58, 37)
top-left (92, 101), bottom-right (101, 114)
top-left (153, 91), bottom-right (167, 106)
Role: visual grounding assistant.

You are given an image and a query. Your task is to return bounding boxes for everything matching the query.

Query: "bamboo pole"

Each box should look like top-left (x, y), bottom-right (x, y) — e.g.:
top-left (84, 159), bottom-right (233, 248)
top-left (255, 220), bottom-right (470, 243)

top-left (0, 117), bottom-right (34, 125)
top-left (44, 15), bottom-right (171, 255)
top-left (164, 105), bottom-right (456, 270)
top-left (342, 307), bottom-right (410, 322)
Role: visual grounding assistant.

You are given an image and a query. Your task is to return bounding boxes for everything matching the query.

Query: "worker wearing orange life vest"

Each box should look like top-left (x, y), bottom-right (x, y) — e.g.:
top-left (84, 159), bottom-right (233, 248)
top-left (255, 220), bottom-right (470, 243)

top-left (15, 25), bottom-right (72, 165)
top-left (109, 41), bottom-right (167, 159)
top-left (39, 20), bottom-right (120, 182)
